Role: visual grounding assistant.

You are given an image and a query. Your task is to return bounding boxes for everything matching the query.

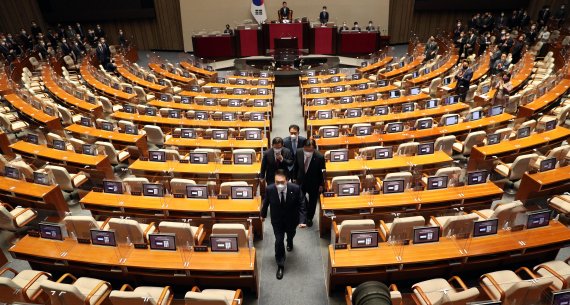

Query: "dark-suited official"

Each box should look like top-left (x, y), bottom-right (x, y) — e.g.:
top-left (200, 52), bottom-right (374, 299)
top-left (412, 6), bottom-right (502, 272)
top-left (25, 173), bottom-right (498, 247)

top-left (259, 137), bottom-right (293, 185)
top-left (294, 139), bottom-right (326, 227)
top-left (261, 170), bottom-right (307, 279)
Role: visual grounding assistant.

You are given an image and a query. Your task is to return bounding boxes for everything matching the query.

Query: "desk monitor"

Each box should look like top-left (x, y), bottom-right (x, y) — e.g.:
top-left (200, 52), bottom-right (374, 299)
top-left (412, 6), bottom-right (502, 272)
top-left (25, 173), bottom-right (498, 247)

top-left (413, 226), bottom-right (440, 244)
top-left (181, 96), bottom-right (191, 104)
top-left (180, 128), bottom-right (196, 139)
top-left (186, 185), bottom-right (208, 199)
top-left (306, 70), bottom-right (316, 77)
top-left (259, 79), bottom-right (269, 86)
top-left (402, 102), bottom-right (415, 112)
top-left (358, 83), bottom-right (368, 90)
top-left (123, 104), bottom-right (135, 113)
top-left (340, 96), bottom-right (353, 104)
top-left (423, 67), bottom-right (430, 74)
top-left (544, 119), bottom-right (557, 131)
top-left (551, 289), bottom-right (570, 305)
top-left (336, 182), bottom-right (360, 196)
top-left (540, 157), bottom-right (557, 172)
top-left (425, 99), bottom-right (439, 109)
top-left (39, 222), bottom-right (64, 241)
top-left (44, 105), bottom-right (56, 116)
top-left (473, 219), bottom-right (499, 237)
top-left (426, 176), bottom-right (448, 190)
top-left (442, 76), bottom-right (452, 85)
top-left (90, 229), bottom-right (117, 247)
top-left (242, 129), bottom-right (261, 140)
top-left (103, 180), bottom-right (123, 194)
top-left (350, 230), bottom-right (379, 249)
top-left (383, 179), bottom-right (404, 194)
top-left (189, 86), bottom-right (200, 92)
top-left (313, 98), bottom-right (326, 106)
top-left (80, 116), bottom-right (92, 127)
top-left (333, 85), bottom-right (345, 92)
top-left (26, 133), bottom-right (39, 144)
top-left (487, 133), bottom-right (500, 145)
top-left (366, 93), bottom-right (377, 101)
top-left (250, 112), bottom-right (264, 121)
top-left (386, 122), bottom-right (404, 133)
top-left (211, 87), bottom-right (221, 94)
top-left (228, 99), bottom-right (242, 107)
top-left (206, 65), bottom-right (214, 71)
top-left (145, 107), bottom-right (157, 116)
top-left (149, 150), bottom-right (166, 162)
top-left (355, 125), bottom-right (372, 136)
top-left (222, 112), bottom-right (235, 121)
top-left (330, 150), bottom-right (349, 162)
top-left (52, 139), bottom-right (66, 151)
top-left (234, 152), bottom-right (253, 165)
top-left (216, 77), bottom-right (226, 83)
top-left (308, 78), bottom-right (318, 84)
top-left (189, 152), bottom-right (208, 164)
top-left (409, 87), bottom-right (421, 95)
top-left (412, 71), bottom-right (419, 78)
top-left (124, 86), bottom-right (133, 94)
top-left (257, 88), bottom-right (268, 95)
top-left (143, 183), bottom-right (164, 197)
top-left (443, 115), bottom-right (459, 126)
top-left (330, 76), bottom-right (341, 83)
top-left (168, 109), bottom-right (181, 119)
top-left (159, 93), bottom-right (169, 101)
top-left (33, 172), bottom-right (50, 185)
top-left (238, 71), bottom-right (248, 77)
top-left (254, 99), bottom-right (268, 107)
top-left (377, 80), bottom-right (387, 87)
top-left (82, 144), bottom-right (97, 156)
top-left (467, 170), bottom-right (488, 185)
top-left (374, 106), bottom-right (389, 116)
top-left (538, 86), bottom-right (547, 96)
top-left (210, 234), bottom-right (239, 252)
top-left (467, 110), bottom-right (483, 121)
top-left (234, 88), bottom-right (246, 95)
top-left (526, 209), bottom-right (550, 229)
top-left (100, 121), bottom-right (114, 131)
top-left (517, 126), bottom-right (531, 139)
top-left (124, 124), bottom-right (138, 135)
top-left (399, 61), bottom-right (405, 68)
top-left (388, 90), bottom-right (401, 99)
top-left (444, 95), bottom-right (459, 105)
top-left (149, 233), bottom-right (177, 251)
top-left (195, 111), bottom-right (208, 120)
top-left (212, 129), bottom-right (228, 140)
top-left (375, 147), bottom-right (393, 159)
top-left (488, 105), bottom-right (504, 117)
top-left (310, 87), bottom-right (321, 94)
top-left (360, 61), bottom-right (368, 67)
top-left (4, 166), bottom-right (21, 180)
top-left (416, 118), bottom-right (433, 130)
top-left (418, 142), bottom-right (435, 155)
top-left (346, 108), bottom-right (362, 118)
top-left (231, 185), bottom-right (254, 199)
top-left (328, 68), bottom-right (338, 74)
top-left (318, 111), bottom-right (333, 120)
top-left (480, 84), bottom-right (491, 95)
top-left (236, 78), bottom-right (246, 85)
top-left (111, 83), bottom-right (120, 90)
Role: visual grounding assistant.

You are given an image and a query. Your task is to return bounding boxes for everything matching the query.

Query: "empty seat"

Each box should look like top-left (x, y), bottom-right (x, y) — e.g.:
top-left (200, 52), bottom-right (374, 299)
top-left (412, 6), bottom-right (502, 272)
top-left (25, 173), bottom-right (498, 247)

top-left (96, 141), bottom-right (130, 165)
top-left (232, 149), bottom-right (256, 163)
top-left (434, 135), bottom-right (456, 156)
top-left (170, 178), bottom-right (197, 195)
top-left (185, 286), bottom-right (242, 305)
top-left (421, 167), bottom-right (462, 187)
top-left (452, 131), bottom-right (486, 156)
top-left (0, 268), bottom-right (51, 304)
top-left (548, 195), bottom-right (570, 215)
top-left (330, 175), bottom-right (360, 194)
top-left (332, 219), bottom-right (376, 244)
top-left (413, 276), bottom-right (479, 305)
top-left (533, 145), bottom-right (570, 168)
top-left (143, 125), bottom-right (165, 146)
top-left (379, 216), bottom-right (425, 242)
top-left (63, 215), bottom-right (110, 242)
top-left (397, 142), bottom-right (419, 156)
top-left (211, 223), bottom-right (250, 249)
top-left (123, 177), bottom-right (150, 194)
top-left (480, 269), bottom-right (552, 305)
top-left (133, 86), bottom-right (155, 103)
top-left (383, 172), bottom-right (413, 190)
top-left (45, 165), bottom-right (88, 192)
top-left (318, 126), bottom-right (339, 137)
top-left (194, 148), bottom-right (222, 162)
top-left (220, 181), bottom-right (248, 196)
top-left (158, 221), bottom-right (205, 247)
top-left (472, 200), bottom-right (525, 228)
top-left (534, 260), bottom-right (570, 290)
top-left (40, 274), bottom-right (112, 305)
top-left (109, 285), bottom-right (172, 305)
top-left (494, 153), bottom-right (538, 182)
top-left (429, 213), bottom-right (479, 237)
top-left (0, 202), bottom-right (37, 231)
top-left (107, 218), bottom-right (156, 245)
top-left (0, 113), bottom-right (28, 134)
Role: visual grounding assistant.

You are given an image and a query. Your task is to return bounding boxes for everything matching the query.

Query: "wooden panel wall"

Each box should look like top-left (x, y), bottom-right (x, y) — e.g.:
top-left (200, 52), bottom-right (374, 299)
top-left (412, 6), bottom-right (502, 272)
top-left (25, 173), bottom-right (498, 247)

top-left (388, 0), bottom-right (415, 45)
top-left (0, 0), bottom-right (183, 51)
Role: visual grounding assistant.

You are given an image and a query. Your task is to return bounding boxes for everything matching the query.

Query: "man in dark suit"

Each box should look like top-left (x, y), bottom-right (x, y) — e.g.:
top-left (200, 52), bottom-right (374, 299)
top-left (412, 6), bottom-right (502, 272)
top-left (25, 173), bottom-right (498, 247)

top-left (293, 139), bottom-right (325, 227)
top-left (283, 124), bottom-right (306, 177)
top-left (423, 36), bottom-right (438, 62)
top-left (260, 137), bottom-right (294, 186)
top-left (455, 59), bottom-right (473, 101)
top-left (319, 6), bottom-right (329, 25)
top-left (278, 2), bottom-right (291, 22)
top-left (261, 169), bottom-right (306, 279)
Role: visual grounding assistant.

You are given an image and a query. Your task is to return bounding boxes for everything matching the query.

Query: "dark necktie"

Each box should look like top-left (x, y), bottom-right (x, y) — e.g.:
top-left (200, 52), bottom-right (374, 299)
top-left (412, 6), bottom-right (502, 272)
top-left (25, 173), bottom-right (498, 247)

top-left (280, 191), bottom-right (285, 206)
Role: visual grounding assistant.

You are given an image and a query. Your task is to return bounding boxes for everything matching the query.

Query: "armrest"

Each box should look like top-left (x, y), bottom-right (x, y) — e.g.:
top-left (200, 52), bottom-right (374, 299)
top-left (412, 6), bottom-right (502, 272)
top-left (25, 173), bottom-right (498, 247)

top-left (143, 222), bottom-right (156, 239)
top-left (231, 289), bottom-right (243, 305)
top-left (332, 221), bottom-right (340, 242)
top-left (449, 275), bottom-right (469, 290)
top-left (412, 285), bottom-right (433, 305)
top-left (0, 268), bottom-right (18, 277)
top-left (100, 218), bottom-right (111, 230)
top-left (56, 273), bottom-right (77, 283)
top-left (195, 224), bottom-right (206, 246)
top-left (12, 207), bottom-right (37, 228)
top-left (119, 284), bottom-right (134, 291)
top-left (515, 266), bottom-right (538, 280)
top-left (191, 286), bottom-right (201, 292)
top-left (84, 281), bottom-right (111, 305)
top-left (480, 273), bottom-right (505, 301)
top-left (326, 180), bottom-right (332, 192)
top-left (0, 202), bottom-right (14, 210)
top-left (157, 286), bottom-right (172, 305)
top-left (345, 286), bottom-right (353, 305)
top-left (535, 264), bottom-right (568, 289)
top-left (430, 216), bottom-right (443, 231)
top-left (379, 220), bottom-right (390, 242)
top-left (22, 271), bottom-right (51, 303)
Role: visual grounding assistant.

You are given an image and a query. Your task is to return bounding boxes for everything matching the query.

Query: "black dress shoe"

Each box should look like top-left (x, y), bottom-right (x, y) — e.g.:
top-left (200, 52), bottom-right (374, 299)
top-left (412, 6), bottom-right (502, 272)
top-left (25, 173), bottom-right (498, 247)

top-left (276, 267), bottom-right (284, 279)
top-left (307, 219), bottom-right (313, 227)
top-left (287, 243), bottom-right (293, 252)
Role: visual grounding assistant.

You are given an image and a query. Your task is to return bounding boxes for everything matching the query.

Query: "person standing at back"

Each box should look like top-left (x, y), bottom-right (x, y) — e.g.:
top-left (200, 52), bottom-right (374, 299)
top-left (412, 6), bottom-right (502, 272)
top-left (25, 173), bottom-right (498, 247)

top-left (455, 59), bottom-right (473, 102)
top-left (293, 139), bottom-right (325, 227)
top-left (260, 137), bottom-right (294, 186)
top-left (278, 2), bottom-right (291, 22)
top-left (283, 124), bottom-right (306, 178)
top-left (319, 6), bottom-right (329, 25)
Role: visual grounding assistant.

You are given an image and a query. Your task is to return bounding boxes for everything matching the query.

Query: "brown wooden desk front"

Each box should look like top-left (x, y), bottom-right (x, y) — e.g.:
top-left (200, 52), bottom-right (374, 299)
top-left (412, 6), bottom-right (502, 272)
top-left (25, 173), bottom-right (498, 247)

top-left (516, 166), bottom-right (570, 201)
top-left (300, 78), bottom-right (370, 90)
top-left (164, 137), bottom-right (268, 152)
top-left (178, 91), bottom-right (274, 102)
top-left (203, 82), bottom-right (273, 91)
top-left (147, 100), bottom-right (272, 115)
top-left (64, 124), bottom-right (149, 157)
top-left (148, 63), bottom-right (196, 85)
top-left (180, 61), bottom-right (218, 80)
top-left (327, 221), bottom-right (570, 293)
top-left (0, 176), bottom-right (68, 217)
top-left (378, 55), bottom-right (425, 79)
top-left (517, 79), bottom-right (570, 118)
top-left (302, 85), bottom-right (398, 101)
top-left (115, 66), bottom-right (168, 93)
top-left (406, 54), bottom-right (459, 87)
top-left (356, 56), bottom-right (394, 74)
top-left (303, 93), bottom-right (431, 116)
top-left (3, 94), bottom-right (62, 130)
top-left (80, 61), bottom-right (137, 102)
top-left (10, 235), bottom-right (258, 295)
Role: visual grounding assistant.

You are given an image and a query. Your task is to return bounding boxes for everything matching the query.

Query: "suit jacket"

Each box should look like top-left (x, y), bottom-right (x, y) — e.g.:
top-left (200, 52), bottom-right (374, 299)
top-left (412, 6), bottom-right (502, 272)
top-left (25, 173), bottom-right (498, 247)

top-left (294, 149), bottom-right (325, 190)
top-left (261, 183), bottom-right (306, 229)
top-left (283, 136), bottom-right (306, 161)
top-left (279, 7), bottom-right (291, 19)
top-left (319, 11), bottom-right (329, 24)
top-left (455, 67), bottom-right (473, 91)
top-left (259, 147), bottom-right (293, 184)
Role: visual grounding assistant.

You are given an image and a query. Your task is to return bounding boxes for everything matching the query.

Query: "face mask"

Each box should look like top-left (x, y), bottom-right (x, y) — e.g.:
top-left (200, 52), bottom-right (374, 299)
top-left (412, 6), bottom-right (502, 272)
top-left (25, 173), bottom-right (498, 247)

top-left (304, 150), bottom-right (313, 157)
top-left (276, 184), bottom-right (286, 192)
top-left (274, 148), bottom-right (282, 153)
top-left (290, 134), bottom-right (297, 139)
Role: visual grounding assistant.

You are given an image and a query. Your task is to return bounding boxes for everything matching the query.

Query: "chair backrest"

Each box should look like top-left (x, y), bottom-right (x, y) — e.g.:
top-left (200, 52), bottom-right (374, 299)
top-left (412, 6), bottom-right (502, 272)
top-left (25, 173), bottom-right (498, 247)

top-left (233, 149), bottom-right (256, 162)
top-left (159, 221), bottom-right (195, 248)
top-left (170, 178), bottom-right (196, 194)
top-left (184, 291), bottom-right (234, 305)
top-left (524, 277), bottom-right (554, 304)
top-left (45, 165), bottom-right (74, 191)
top-left (441, 213), bottom-right (478, 237)
top-left (491, 200), bottom-right (524, 228)
top-left (351, 123), bottom-right (372, 134)
top-left (331, 175), bottom-right (360, 194)
top-left (558, 105), bottom-right (570, 124)
top-left (384, 172), bottom-right (413, 189)
top-left (545, 145), bottom-right (570, 163)
top-left (508, 153), bottom-right (538, 180)
top-left (397, 142), bottom-right (419, 156)
top-left (0, 205), bottom-right (16, 230)
top-left (108, 218), bottom-right (146, 244)
top-left (358, 146), bottom-right (385, 159)
top-left (211, 223), bottom-right (248, 249)
top-left (389, 216), bottom-right (426, 241)
top-left (41, 280), bottom-right (85, 305)
top-left (494, 127), bottom-right (513, 141)
top-left (64, 215), bottom-right (101, 241)
top-left (110, 290), bottom-right (157, 305)
top-left (96, 141), bottom-right (120, 165)
top-left (318, 126), bottom-right (339, 137)
top-left (434, 135), bottom-right (456, 156)
top-left (143, 125), bottom-right (165, 146)
top-left (123, 177), bottom-right (150, 194)
top-left (98, 96), bottom-right (114, 114)
top-left (462, 131), bottom-right (487, 155)
top-left (429, 78), bottom-right (442, 95)
top-left (338, 219), bottom-right (375, 244)
top-left (220, 181), bottom-right (248, 195)
top-left (434, 166), bottom-right (462, 186)
top-left (0, 276), bottom-right (25, 303)
top-left (194, 148), bottom-right (221, 162)
top-left (160, 149), bottom-right (181, 161)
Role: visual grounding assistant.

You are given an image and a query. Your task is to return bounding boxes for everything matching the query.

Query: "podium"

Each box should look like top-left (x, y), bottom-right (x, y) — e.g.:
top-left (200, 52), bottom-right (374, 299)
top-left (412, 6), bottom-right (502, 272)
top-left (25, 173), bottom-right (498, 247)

top-left (262, 22), bottom-right (309, 51)
top-left (275, 37), bottom-right (298, 50)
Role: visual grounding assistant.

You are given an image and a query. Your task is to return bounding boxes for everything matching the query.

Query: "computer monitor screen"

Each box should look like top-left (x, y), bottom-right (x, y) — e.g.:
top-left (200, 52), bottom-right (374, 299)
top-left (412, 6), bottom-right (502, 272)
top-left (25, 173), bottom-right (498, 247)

top-left (206, 65), bottom-right (214, 71)
top-left (480, 84), bottom-right (490, 95)
top-left (338, 183), bottom-right (360, 196)
top-left (180, 128), bottom-right (196, 139)
top-left (52, 139), bottom-right (66, 151)
top-left (143, 183), bottom-right (164, 197)
top-left (353, 74), bottom-right (363, 81)
top-left (124, 125), bottom-right (138, 135)
top-left (181, 96), bottom-right (191, 104)
top-left (468, 110), bottom-right (483, 121)
top-left (540, 157), bottom-right (557, 172)
top-left (245, 129), bottom-right (262, 140)
top-left (350, 230), bottom-right (379, 249)
top-left (375, 147), bottom-right (393, 159)
top-left (259, 79), bottom-right (269, 86)
top-left (189, 86), bottom-right (200, 92)
top-left (82, 144), bottom-right (97, 156)
top-left (425, 99), bottom-right (439, 109)
top-left (145, 107), bottom-right (157, 116)
top-left (124, 86), bottom-right (133, 94)
top-left (318, 110), bottom-right (332, 119)
top-left (330, 150), bottom-right (349, 162)
top-left (445, 95), bottom-right (458, 105)
top-left (416, 119), bottom-right (433, 130)
top-left (34, 172), bottom-right (50, 185)
top-left (340, 97), bottom-right (353, 104)
top-left (402, 103), bottom-right (415, 112)
top-left (236, 78), bottom-right (246, 85)
top-left (389, 90), bottom-right (401, 99)
top-left (310, 87), bottom-right (321, 94)
top-left (250, 112), bottom-right (264, 121)
top-left (442, 77), bottom-right (452, 85)
top-left (80, 117), bottom-right (92, 127)
top-left (186, 185), bottom-right (208, 199)
top-left (103, 180), bottom-right (123, 194)
top-left (212, 129), bottom-right (228, 140)
top-left (426, 176), bottom-right (448, 190)
top-left (308, 78), bottom-right (318, 84)
top-left (222, 113), bottom-right (235, 121)
top-left (413, 226), bottom-right (440, 244)
top-left (545, 119), bottom-right (557, 131)
top-left (4, 166), bottom-right (20, 179)
top-left (346, 109), bottom-right (361, 118)
top-left (160, 93), bottom-right (169, 101)
top-left (257, 88), bottom-right (268, 95)
top-left (358, 83), bottom-right (368, 90)
top-left (467, 170), bottom-right (488, 185)
top-left (189, 152), bottom-right (208, 164)
top-left (410, 87), bottom-right (421, 95)
top-left (90, 230), bottom-right (116, 246)
top-left (355, 125), bottom-right (372, 136)
top-left (168, 109), bottom-right (181, 118)
top-left (123, 105), bottom-right (135, 113)
top-left (361, 61), bottom-right (368, 67)
top-left (149, 234), bottom-right (177, 251)
top-left (366, 94), bottom-right (377, 101)
top-left (322, 127), bottom-right (339, 138)
top-left (488, 105), bottom-right (504, 117)
top-left (417, 142), bottom-right (434, 155)
top-left (306, 70), bottom-right (316, 77)
top-left (330, 76), bottom-right (340, 83)
top-left (375, 106), bottom-right (389, 115)
top-left (333, 86), bottom-right (345, 92)
top-left (231, 186), bottom-right (254, 199)
top-left (386, 122), bottom-right (404, 133)
top-left (526, 210), bottom-right (550, 229)
top-left (517, 126), bottom-right (531, 139)
top-left (234, 153), bottom-right (253, 165)
top-left (216, 77), bottom-right (226, 83)
top-left (443, 115), bottom-right (459, 126)
top-left (234, 88), bottom-right (245, 95)
top-left (487, 133), bottom-right (500, 145)
top-left (551, 289), bottom-right (570, 305)
top-left (100, 121), bottom-right (114, 131)
top-left (312, 98), bottom-right (326, 106)
top-left (383, 180), bottom-right (404, 194)
top-left (473, 219), bottom-right (499, 237)
top-left (27, 133), bottom-right (39, 144)
top-left (39, 223), bottom-right (64, 240)
top-left (412, 71), bottom-right (419, 78)
top-left (228, 99), bottom-right (242, 107)
top-left (210, 234), bottom-right (239, 252)
top-left (377, 80), bottom-right (387, 87)
top-left (195, 111), bottom-right (208, 120)
top-left (399, 61), bottom-right (405, 67)
top-left (149, 150), bottom-right (166, 162)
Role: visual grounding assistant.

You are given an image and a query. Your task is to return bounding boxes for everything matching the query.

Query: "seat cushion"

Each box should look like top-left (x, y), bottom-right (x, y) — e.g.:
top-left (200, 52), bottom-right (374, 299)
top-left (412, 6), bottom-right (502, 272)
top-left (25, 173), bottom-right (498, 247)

top-left (12, 270), bottom-right (50, 299)
top-left (452, 142), bottom-right (463, 152)
top-left (535, 260), bottom-right (570, 290)
top-left (413, 278), bottom-right (449, 305)
top-left (10, 207), bottom-right (36, 226)
top-left (202, 289), bottom-right (237, 304)
top-left (494, 164), bottom-right (511, 177)
top-left (481, 270), bottom-right (520, 300)
top-left (134, 286), bottom-right (171, 305)
top-left (475, 209), bottom-right (494, 220)
top-left (74, 277), bottom-right (109, 304)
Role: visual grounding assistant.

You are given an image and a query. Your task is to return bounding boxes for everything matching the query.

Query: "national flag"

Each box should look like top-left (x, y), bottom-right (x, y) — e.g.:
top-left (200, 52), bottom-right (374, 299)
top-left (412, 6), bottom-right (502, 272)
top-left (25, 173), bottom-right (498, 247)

top-left (251, 0), bottom-right (267, 24)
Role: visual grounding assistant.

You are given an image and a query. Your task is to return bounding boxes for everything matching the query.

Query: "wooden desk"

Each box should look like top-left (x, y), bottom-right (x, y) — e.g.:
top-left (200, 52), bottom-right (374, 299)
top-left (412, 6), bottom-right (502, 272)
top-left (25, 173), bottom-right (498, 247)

top-left (303, 92), bottom-right (430, 114)
top-left (115, 59), bottom-right (168, 93)
top-left (3, 94), bottom-right (62, 130)
top-left (180, 61), bottom-right (218, 80)
top-left (302, 85), bottom-right (398, 101)
top-left (0, 176), bottom-right (68, 217)
top-left (41, 68), bottom-right (103, 118)
top-left (516, 166), bottom-right (570, 201)
top-left (319, 182), bottom-right (503, 236)
top-left (10, 141), bottom-right (114, 180)
top-left (406, 54), bottom-right (459, 87)
top-left (301, 78), bottom-right (370, 90)
top-left (315, 113), bottom-right (515, 149)
top-left (178, 90), bottom-right (274, 102)
top-left (517, 79), bottom-right (570, 118)
top-left (165, 137), bottom-right (268, 152)
top-left (147, 100), bottom-right (272, 114)
top-left (10, 235), bottom-right (258, 295)
top-left (203, 82), bottom-right (273, 91)
top-left (468, 127), bottom-right (570, 171)
top-left (80, 191), bottom-right (263, 238)
top-left (80, 61), bottom-right (137, 102)
top-left (356, 56), bottom-right (393, 75)
top-left (148, 63), bottom-right (197, 85)
top-left (64, 124), bottom-right (149, 157)
top-left (327, 221), bottom-right (570, 293)
top-left (378, 55), bottom-right (425, 79)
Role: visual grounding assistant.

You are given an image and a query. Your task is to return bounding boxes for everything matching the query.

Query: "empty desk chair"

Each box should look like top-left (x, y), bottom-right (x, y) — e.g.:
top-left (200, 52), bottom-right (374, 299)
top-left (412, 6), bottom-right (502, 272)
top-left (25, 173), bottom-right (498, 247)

top-left (330, 175), bottom-right (360, 195)
top-left (110, 284), bottom-right (172, 305)
top-left (0, 203), bottom-right (37, 231)
top-left (64, 215), bottom-right (110, 242)
top-left (159, 148), bottom-right (184, 161)
top-left (9, 159), bottom-right (35, 180)
top-left (158, 221), bottom-right (205, 246)
top-left (185, 286), bottom-right (242, 305)
top-left (379, 216), bottom-right (426, 242)
top-left (548, 195), bottom-right (570, 216)
top-left (232, 149), bottom-right (256, 163)
top-left (452, 131), bottom-right (486, 156)
top-left (133, 86), bottom-right (155, 103)
top-left (40, 274), bottom-right (112, 305)
top-left (358, 146), bottom-right (387, 159)
top-left (510, 120), bottom-right (537, 139)
top-left (429, 213), bottom-right (479, 237)
top-left (107, 218), bottom-right (156, 245)
top-left (494, 153), bottom-right (538, 193)
top-left (0, 113), bottom-right (28, 134)
top-left (351, 123), bottom-right (372, 135)
top-left (412, 276), bottom-right (479, 305)
top-left (143, 125), bottom-right (165, 146)
top-left (422, 77), bottom-right (442, 97)
top-left (56, 105), bottom-right (82, 125)
top-left (422, 167), bottom-right (462, 187)
top-left (480, 269), bottom-right (553, 305)
top-left (220, 181), bottom-right (248, 196)
top-left (414, 117), bottom-right (434, 130)
top-left (394, 74), bottom-right (412, 88)
top-left (211, 223), bottom-right (250, 249)
top-left (170, 178), bottom-right (197, 195)
top-left (123, 177), bottom-right (150, 194)
top-left (383, 172), bottom-right (413, 190)
top-left (47, 132), bottom-right (72, 150)
top-left (63, 55), bottom-right (79, 70)
top-left (161, 79), bottom-right (182, 94)
top-left (332, 219), bottom-right (376, 244)
top-left (397, 142), bottom-right (419, 156)
top-left (45, 165), bottom-right (88, 193)
top-left (532, 145), bottom-right (570, 168)
top-left (434, 135), bottom-right (456, 156)
top-left (488, 127), bottom-right (513, 144)
top-left (533, 260), bottom-right (570, 290)
top-left (472, 200), bottom-right (525, 228)
top-left (194, 148), bottom-right (222, 162)
top-left (95, 141), bottom-right (130, 165)
top-left (0, 268), bottom-right (51, 304)
top-left (99, 96), bottom-right (123, 114)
